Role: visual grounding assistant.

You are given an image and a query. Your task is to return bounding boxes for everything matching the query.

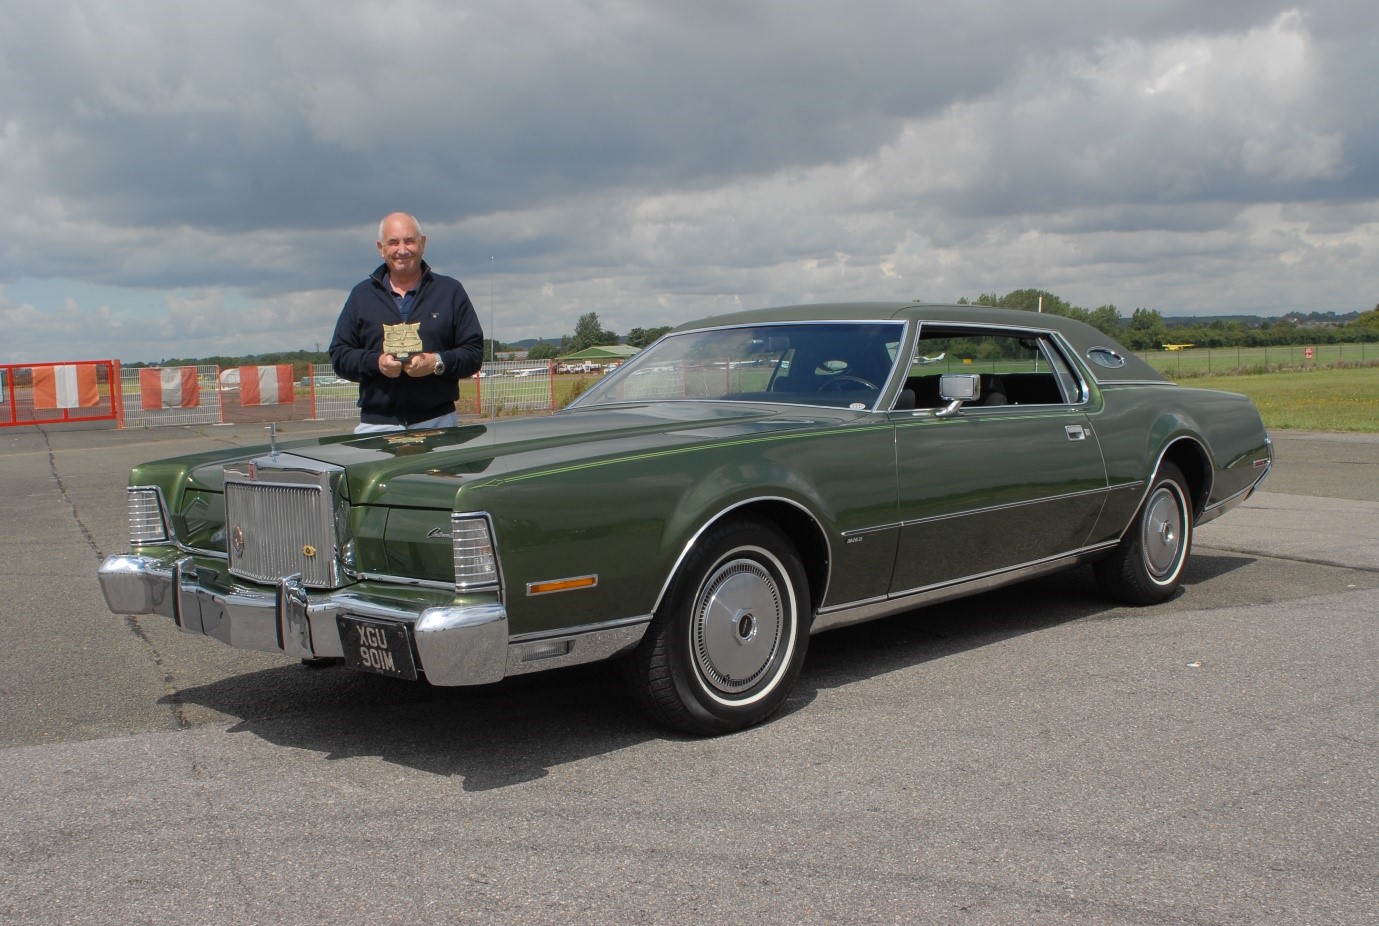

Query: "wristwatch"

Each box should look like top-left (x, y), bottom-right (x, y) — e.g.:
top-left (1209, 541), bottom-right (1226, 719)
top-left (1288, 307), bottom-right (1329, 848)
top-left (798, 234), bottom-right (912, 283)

top-left (432, 355), bottom-right (445, 376)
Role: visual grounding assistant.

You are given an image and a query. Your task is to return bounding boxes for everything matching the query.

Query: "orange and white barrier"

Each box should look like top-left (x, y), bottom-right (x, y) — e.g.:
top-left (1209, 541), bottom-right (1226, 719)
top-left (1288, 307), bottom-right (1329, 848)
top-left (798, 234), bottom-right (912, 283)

top-left (33, 364), bottom-right (100, 409)
top-left (239, 365), bottom-right (295, 406)
top-left (139, 367), bottom-right (201, 409)
top-left (118, 364), bottom-right (219, 428)
top-left (1, 361), bottom-right (118, 428)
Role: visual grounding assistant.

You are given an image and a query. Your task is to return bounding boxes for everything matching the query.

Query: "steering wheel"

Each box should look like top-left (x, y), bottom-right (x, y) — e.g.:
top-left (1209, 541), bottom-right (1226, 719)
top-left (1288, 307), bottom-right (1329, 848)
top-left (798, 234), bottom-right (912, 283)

top-left (818, 374), bottom-right (878, 393)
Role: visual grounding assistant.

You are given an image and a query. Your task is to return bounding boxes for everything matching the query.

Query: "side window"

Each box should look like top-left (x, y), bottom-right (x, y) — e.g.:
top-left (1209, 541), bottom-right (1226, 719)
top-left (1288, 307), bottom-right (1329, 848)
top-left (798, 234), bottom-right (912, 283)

top-left (902, 327), bottom-right (1083, 409)
top-left (1036, 338), bottom-right (1086, 404)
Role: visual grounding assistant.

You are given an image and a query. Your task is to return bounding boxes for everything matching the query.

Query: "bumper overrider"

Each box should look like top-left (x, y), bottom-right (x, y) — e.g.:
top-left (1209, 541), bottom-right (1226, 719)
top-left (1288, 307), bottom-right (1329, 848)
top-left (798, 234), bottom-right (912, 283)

top-left (97, 553), bottom-right (508, 685)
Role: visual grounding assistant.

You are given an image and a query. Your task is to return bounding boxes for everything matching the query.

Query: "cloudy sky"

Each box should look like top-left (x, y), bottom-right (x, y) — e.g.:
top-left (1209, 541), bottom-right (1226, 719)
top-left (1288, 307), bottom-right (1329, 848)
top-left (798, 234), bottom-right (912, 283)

top-left (1, 1), bottom-right (1376, 364)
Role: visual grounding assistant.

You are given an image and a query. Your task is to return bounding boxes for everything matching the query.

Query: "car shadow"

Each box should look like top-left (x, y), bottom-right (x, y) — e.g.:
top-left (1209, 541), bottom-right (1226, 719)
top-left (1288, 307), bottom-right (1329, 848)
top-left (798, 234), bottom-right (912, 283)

top-left (799, 552), bottom-right (1254, 690)
top-left (164, 554), bottom-right (1256, 790)
top-left (167, 661), bottom-right (662, 791)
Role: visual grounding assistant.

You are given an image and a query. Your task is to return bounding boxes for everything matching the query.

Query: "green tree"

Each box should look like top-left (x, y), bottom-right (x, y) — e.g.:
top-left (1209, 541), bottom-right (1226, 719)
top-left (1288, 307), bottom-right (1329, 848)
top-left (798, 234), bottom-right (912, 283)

top-left (1087, 305), bottom-right (1123, 336)
top-left (527, 342), bottom-right (560, 360)
top-left (626, 325), bottom-right (673, 348)
top-left (571, 312), bottom-right (619, 351)
top-left (1125, 308), bottom-right (1168, 351)
top-left (999, 289), bottom-right (1074, 315)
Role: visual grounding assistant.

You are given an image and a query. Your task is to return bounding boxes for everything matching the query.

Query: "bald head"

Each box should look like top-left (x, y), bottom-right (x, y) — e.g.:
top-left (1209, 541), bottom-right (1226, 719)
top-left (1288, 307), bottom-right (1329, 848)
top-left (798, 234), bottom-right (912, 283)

top-left (376, 212), bottom-right (427, 284)
top-left (378, 212), bottom-right (423, 242)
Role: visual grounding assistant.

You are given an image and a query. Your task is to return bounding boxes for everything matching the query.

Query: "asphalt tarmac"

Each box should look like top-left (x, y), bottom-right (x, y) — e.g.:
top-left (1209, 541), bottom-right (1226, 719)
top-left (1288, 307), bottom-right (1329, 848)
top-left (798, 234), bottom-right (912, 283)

top-left (1, 422), bottom-right (1375, 925)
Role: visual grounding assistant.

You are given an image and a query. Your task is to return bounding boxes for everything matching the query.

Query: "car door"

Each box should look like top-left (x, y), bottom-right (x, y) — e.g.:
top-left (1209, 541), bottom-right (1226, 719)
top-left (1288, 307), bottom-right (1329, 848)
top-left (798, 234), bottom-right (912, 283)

top-left (887, 326), bottom-right (1107, 596)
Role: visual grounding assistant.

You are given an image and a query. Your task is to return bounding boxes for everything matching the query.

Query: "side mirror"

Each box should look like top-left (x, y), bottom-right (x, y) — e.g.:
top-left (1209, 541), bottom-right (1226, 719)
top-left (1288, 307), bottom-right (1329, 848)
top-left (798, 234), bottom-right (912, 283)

top-left (935, 373), bottom-right (981, 418)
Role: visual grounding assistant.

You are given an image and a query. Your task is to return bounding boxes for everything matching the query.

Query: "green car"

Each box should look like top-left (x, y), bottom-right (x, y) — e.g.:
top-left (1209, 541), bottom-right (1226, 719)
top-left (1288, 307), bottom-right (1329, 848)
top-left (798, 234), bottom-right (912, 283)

top-left (98, 303), bottom-right (1272, 734)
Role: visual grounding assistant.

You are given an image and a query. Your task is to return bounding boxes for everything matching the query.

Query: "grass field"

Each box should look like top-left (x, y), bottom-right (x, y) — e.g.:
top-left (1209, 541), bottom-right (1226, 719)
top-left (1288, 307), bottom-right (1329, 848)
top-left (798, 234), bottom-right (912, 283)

top-left (1140, 342), bottom-right (1377, 375)
top-left (1170, 365), bottom-right (1379, 433)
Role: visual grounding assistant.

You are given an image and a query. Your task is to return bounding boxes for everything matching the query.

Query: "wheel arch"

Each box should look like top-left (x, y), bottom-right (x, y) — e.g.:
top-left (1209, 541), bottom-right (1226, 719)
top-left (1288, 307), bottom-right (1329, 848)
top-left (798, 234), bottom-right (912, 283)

top-left (1159, 435), bottom-right (1212, 520)
top-left (652, 496), bottom-right (831, 621)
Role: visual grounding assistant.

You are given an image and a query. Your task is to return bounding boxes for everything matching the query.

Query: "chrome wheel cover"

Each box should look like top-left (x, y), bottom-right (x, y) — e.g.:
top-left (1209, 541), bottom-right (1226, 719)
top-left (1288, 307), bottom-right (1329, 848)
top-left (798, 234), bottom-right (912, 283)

top-left (691, 550), bottom-right (789, 698)
top-left (1142, 483), bottom-right (1187, 581)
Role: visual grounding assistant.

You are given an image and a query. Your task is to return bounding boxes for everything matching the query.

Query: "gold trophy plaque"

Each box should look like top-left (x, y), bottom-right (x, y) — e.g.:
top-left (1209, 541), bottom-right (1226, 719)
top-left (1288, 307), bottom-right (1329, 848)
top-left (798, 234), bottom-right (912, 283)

top-left (382, 322), bottom-right (423, 362)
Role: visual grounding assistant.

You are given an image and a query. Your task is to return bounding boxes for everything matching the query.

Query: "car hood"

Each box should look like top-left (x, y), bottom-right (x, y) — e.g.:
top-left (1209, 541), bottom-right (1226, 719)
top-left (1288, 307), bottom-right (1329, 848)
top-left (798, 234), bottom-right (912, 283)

top-left (182, 402), bottom-right (857, 508)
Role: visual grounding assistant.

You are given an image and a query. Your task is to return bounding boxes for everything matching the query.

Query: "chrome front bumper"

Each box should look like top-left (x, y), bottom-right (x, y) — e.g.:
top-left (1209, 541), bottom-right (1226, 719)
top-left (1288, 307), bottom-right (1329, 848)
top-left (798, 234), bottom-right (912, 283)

top-left (97, 554), bottom-right (508, 685)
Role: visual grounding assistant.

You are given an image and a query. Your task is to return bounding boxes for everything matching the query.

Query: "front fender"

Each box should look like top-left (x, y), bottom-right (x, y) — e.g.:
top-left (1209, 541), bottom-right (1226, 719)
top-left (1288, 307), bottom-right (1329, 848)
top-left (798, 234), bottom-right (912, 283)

top-left (463, 422), bottom-right (894, 637)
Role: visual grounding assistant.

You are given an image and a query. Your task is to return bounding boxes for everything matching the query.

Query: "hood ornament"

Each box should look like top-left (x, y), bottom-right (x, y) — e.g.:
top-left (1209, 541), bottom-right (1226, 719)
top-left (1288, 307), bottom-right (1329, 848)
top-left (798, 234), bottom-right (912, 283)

top-left (266, 422), bottom-right (279, 460)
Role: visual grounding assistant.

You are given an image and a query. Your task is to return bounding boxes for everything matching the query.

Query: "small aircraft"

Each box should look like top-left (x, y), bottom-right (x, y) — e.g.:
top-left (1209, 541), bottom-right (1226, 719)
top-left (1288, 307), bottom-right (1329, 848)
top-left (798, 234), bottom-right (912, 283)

top-left (1162, 343), bottom-right (1195, 351)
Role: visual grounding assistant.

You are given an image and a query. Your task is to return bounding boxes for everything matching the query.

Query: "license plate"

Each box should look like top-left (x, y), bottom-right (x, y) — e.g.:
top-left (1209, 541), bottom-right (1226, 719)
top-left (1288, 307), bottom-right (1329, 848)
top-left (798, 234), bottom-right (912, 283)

top-left (336, 616), bottom-right (418, 680)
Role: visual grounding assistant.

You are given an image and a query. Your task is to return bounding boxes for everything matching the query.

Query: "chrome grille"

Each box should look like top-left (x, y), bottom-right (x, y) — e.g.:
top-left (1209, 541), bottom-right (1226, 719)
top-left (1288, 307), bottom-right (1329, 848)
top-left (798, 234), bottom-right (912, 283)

top-left (224, 457), bottom-right (343, 589)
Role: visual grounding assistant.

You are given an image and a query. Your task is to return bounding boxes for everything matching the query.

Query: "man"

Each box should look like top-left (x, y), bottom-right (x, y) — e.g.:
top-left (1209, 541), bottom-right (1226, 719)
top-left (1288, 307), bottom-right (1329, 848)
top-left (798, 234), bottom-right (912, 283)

top-left (329, 212), bottom-right (485, 432)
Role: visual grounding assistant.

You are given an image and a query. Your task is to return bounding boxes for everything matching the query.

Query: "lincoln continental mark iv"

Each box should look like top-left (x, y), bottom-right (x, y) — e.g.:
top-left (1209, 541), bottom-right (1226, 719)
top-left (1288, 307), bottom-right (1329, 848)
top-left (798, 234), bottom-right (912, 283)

top-left (98, 303), bottom-right (1272, 734)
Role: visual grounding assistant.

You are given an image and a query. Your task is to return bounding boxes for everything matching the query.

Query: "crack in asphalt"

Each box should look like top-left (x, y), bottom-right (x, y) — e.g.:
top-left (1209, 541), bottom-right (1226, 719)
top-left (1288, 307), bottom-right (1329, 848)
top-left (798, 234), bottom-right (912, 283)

top-left (40, 426), bottom-right (104, 560)
top-left (40, 425), bottom-right (192, 732)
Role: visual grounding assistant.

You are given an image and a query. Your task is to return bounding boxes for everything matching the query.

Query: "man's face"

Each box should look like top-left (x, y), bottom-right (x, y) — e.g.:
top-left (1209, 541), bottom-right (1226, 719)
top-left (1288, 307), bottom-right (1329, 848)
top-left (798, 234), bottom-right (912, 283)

top-left (377, 218), bottom-right (426, 277)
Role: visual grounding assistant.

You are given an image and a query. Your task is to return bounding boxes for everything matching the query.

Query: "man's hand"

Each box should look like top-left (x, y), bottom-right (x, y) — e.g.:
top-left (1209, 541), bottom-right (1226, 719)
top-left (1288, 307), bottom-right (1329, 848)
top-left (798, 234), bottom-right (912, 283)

top-left (404, 353), bottom-right (440, 377)
top-left (378, 353), bottom-right (403, 378)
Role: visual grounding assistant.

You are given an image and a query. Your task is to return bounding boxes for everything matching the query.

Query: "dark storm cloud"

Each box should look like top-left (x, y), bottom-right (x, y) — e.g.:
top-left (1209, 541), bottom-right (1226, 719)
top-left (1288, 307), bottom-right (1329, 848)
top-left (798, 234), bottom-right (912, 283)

top-left (0, 1), bottom-right (1375, 363)
top-left (4, 1), bottom-right (1307, 237)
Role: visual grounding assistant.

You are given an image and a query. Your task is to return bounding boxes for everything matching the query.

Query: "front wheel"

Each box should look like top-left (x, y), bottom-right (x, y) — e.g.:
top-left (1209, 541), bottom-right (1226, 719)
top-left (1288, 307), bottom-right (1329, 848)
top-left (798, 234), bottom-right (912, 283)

top-left (1094, 462), bottom-right (1193, 605)
top-left (623, 517), bottom-right (810, 735)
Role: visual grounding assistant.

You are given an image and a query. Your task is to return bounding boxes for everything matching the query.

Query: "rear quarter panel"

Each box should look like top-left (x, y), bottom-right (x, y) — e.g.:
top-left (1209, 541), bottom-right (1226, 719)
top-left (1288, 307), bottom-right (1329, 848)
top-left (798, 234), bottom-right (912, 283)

top-left (1088, 382), bottom-right (1270, 540)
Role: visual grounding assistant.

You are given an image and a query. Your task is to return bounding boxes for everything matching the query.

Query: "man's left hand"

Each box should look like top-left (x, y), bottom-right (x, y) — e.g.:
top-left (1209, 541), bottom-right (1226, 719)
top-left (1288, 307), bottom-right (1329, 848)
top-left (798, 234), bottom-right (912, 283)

top-left (404, 353), bottom-right (441, 377)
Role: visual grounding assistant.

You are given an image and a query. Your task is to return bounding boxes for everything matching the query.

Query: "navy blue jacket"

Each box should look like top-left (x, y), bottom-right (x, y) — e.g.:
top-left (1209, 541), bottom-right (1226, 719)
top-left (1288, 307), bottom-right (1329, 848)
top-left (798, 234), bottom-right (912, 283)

top-left (329, 262), bottom-right (485, 425)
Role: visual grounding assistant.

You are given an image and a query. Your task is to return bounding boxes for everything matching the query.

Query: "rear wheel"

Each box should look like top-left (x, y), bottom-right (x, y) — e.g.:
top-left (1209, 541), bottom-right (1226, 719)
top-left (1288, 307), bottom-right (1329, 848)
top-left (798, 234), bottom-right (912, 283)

top-left (1095, 462), bottom-right (1193, 605)
top-left (624, 517), bottom-right (810, 735)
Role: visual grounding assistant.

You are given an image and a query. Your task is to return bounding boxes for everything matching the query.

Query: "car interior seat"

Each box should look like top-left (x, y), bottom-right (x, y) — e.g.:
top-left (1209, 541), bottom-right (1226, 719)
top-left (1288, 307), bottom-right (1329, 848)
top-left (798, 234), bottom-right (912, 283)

top-left (980, 375), bottom-right (1008, 406)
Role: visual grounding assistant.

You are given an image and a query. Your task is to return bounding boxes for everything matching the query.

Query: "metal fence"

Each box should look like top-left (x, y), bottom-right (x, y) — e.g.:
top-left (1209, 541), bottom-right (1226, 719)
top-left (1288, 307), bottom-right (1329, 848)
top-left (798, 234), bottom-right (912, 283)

top-left (472, 360), bottom-right (558, 416)
top-left (114, 363), bottom-right (324, 428)
top-left (11, 340), bottom-right (1370, 432)
top-left (112, 360), bottom-right (569, 428)
top-left (0, 361), bottom-right (119, 428)
top-left (117, 365), bottom-right (222, 428)
top-left (1139, 342), bottom-right (1374, 376)
top-left (306, 364), bottom-right (361, 422)
top-left (305, 361), bottom-right (564, 421)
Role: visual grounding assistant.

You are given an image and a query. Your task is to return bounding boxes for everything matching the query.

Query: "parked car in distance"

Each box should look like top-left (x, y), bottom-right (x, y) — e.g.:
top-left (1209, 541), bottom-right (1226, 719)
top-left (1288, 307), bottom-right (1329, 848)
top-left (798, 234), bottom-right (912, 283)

top-left (99, 303), bottom-right (1272, 734)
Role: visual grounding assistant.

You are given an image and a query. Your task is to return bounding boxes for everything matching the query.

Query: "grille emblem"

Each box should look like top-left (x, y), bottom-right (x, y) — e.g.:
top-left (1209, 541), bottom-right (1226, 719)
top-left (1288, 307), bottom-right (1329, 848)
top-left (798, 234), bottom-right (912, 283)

top-left (303, 544), bottom-right (317, 558)
top-left (231, 526), bottom-right (245, 557)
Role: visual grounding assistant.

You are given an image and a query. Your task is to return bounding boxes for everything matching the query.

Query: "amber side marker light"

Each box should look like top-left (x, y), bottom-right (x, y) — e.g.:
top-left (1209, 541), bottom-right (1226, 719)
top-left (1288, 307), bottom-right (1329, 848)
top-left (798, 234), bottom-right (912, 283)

top-left (526, 575), bottom-right (599, 597)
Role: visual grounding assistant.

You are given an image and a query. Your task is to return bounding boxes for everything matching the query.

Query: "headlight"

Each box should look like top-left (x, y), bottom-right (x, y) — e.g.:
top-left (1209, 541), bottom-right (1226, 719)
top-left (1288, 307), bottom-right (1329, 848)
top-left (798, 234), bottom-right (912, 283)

top-left (451, 514), bottom-right (499, 590)
top-left (128, 487), bottom-right (170, 545)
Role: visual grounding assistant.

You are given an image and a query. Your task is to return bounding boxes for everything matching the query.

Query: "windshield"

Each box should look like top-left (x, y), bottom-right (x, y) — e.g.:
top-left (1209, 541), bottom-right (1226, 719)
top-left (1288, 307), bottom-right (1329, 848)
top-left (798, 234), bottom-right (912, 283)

top-left (572, 321), bottom-right (906, 410)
